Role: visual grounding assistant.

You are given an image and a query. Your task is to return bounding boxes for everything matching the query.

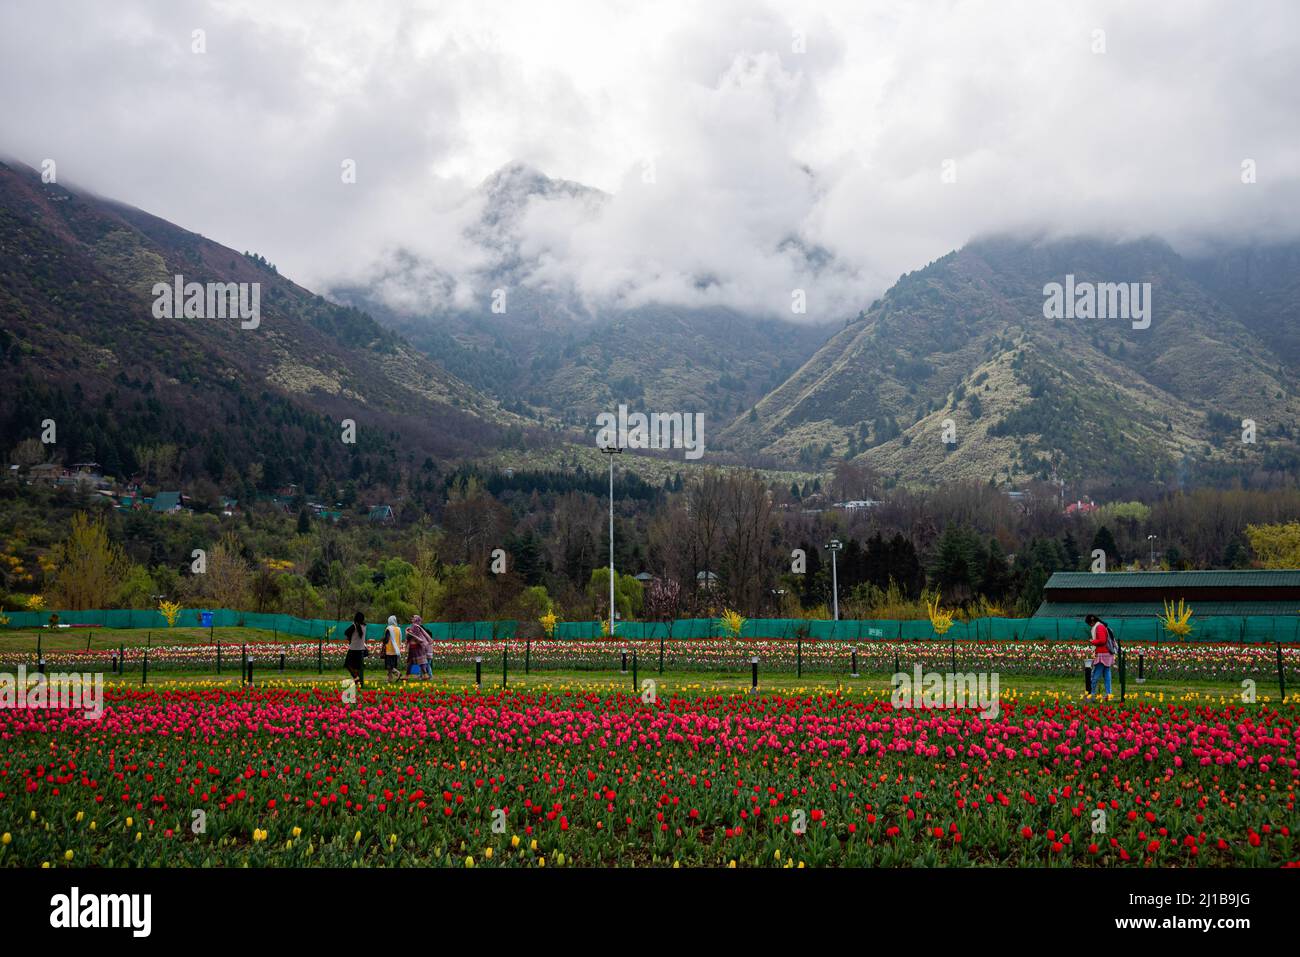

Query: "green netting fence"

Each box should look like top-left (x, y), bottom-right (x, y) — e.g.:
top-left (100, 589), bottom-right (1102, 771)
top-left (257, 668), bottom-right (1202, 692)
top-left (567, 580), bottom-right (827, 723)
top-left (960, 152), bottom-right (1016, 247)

top-left (555, 615), bottom-right (1300, 643)
top-left (2, 609), bottom-right (1298, 644)
top-left (0, 608), bottom-right (515, 641)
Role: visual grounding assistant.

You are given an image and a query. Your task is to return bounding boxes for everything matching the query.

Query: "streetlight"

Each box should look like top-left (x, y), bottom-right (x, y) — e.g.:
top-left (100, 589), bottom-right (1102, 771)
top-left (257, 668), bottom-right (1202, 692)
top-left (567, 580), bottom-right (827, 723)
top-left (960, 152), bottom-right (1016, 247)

top-left (600, 442), bottom-right (623, 635)
top-left (1147, 534), bottom-right (1158, 567)
top-left (824, 540), bottom-right (844, 621)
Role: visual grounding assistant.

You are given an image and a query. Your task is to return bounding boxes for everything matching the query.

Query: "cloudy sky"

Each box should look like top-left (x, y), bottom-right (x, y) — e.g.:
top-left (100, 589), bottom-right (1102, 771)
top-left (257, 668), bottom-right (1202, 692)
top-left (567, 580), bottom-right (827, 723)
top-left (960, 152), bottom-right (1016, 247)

top-left (2, 0), bottom-right (1297, 322)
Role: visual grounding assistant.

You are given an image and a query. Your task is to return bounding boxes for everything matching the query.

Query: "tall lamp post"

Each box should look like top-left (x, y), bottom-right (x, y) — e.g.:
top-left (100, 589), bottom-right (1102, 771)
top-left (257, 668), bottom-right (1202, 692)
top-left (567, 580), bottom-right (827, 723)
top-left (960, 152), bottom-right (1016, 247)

top-left (1147, 534), bottom-right (1158, 568)
top-left (601, 443), bottom-right (623, 635)
top-left (824, 539), bottom-right (844, 621)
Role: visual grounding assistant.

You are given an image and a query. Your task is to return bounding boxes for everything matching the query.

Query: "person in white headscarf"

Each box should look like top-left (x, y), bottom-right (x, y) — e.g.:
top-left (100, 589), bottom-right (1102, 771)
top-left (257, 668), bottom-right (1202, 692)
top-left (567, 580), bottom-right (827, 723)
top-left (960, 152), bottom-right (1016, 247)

top-left (382, 615), bottom-right (404, 682)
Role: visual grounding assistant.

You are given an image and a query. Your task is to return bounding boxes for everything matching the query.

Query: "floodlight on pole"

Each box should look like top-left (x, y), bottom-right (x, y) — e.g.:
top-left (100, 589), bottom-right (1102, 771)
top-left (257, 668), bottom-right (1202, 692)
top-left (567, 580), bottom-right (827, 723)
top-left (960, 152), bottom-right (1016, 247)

top-left (600, 443), bottom-right (623, 636)
top-left (824, 539), bottom-right (844, 621)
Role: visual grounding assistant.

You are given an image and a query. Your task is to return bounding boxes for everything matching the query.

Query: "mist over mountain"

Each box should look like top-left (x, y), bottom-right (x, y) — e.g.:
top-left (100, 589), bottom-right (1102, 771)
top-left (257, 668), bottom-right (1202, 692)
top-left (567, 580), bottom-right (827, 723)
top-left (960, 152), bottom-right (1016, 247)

top-left (331, 162), bottom-right (839, 427)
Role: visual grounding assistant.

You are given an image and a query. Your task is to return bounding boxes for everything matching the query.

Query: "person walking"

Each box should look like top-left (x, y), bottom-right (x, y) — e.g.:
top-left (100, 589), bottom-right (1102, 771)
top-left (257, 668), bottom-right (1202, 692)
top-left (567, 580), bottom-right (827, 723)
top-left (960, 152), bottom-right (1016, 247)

top-left (406, 615), bottom-right (433, 680)
top-left (344, 611), bottom-right (368, 686)
top-left (1084, 614), bottom-right (1115, 699)
top-left (382, 615), bottom-right (405, 681)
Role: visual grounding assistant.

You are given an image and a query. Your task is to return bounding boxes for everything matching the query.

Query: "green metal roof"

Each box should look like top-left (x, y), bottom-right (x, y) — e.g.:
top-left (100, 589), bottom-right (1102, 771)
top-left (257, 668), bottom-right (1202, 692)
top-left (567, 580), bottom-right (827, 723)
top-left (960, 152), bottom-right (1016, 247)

top-left (151, 491), bottom-right (181, 512)
top-left (1034, 601), bottom-right (1300, 619)
top-left (1044, 570), bottom-right (1300, 589)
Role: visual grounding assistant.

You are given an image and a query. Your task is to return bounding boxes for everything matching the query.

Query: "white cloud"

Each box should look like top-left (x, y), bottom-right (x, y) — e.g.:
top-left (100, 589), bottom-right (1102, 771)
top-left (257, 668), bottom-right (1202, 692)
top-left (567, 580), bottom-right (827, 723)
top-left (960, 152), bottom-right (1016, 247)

top-left (1, 0), bottom-right (1296, 323)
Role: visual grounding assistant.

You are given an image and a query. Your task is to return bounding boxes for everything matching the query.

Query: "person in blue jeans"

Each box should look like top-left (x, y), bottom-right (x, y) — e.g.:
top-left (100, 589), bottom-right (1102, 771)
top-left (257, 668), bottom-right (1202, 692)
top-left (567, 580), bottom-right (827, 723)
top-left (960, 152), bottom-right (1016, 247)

top-left (1085, 614), bottom-right (1114, 698)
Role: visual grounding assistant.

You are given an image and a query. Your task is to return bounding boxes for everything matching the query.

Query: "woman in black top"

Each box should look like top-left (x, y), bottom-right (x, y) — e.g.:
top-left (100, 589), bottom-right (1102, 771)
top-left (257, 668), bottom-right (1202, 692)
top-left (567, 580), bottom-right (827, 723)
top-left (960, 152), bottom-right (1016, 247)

top-left (344, 611), bottom-right (367, 682)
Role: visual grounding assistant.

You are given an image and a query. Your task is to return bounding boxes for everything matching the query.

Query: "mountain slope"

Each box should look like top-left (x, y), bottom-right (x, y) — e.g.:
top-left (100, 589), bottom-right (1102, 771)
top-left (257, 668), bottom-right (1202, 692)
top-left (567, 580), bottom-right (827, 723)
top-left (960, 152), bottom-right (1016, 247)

top-left (0, 158), bottom-right (507, 495)
top-left (724, 236), bottom-right (1300, 486)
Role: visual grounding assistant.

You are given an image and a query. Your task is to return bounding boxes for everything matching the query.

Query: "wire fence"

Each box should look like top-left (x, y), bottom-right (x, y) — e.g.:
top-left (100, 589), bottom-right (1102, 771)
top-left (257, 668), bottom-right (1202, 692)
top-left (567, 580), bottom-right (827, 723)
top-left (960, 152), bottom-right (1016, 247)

top-left (1, 634), bottom-right (1295, 700)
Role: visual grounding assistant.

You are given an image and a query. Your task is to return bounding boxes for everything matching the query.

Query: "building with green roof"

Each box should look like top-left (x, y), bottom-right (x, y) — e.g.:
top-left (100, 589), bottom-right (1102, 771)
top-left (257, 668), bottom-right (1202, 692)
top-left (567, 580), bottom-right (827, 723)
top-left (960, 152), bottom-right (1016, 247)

top-left (1034, 570), bottom-right (1300, 619)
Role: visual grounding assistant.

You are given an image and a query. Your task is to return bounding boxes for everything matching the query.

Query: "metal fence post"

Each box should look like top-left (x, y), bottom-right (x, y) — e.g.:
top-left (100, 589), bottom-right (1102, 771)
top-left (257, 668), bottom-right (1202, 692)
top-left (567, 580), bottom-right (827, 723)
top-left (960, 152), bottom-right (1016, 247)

top-left (475, 656), bottom-right (482, 688)
top-left (797, 634), bottom-right (802, 678)
top-left (1278, 643), bottom-right (1287, 701)
top-left (1119, 646), bottom-right (1126, 701)
top-left (142, 649), bottom-right (148, 686)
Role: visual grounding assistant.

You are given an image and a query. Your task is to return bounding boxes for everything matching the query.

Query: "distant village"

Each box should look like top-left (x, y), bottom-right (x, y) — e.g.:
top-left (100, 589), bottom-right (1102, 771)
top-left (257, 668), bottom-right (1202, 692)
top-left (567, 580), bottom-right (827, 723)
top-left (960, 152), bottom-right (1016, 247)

top-left (9, 461), bottom-right (1101, 525)
top-left (8, 461), bottom-right (398, 524)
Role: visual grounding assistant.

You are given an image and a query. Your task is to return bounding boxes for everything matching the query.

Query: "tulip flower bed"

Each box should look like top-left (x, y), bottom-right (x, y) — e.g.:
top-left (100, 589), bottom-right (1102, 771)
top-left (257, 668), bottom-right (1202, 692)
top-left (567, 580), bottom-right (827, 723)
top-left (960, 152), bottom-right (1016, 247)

top-left (0, 683), bottom-right (1296, 868)
top-left (2, 638), bottom-right (1295, 685)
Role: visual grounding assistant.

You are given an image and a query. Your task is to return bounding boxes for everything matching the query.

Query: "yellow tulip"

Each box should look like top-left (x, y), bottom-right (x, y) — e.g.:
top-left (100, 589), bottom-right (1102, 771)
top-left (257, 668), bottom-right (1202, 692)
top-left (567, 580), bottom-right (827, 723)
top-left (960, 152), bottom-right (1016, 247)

top-left (511, 835), bottom-right (520, 848)
top-left (1, 833), bottom-right (10, 845)
top-left (464, 856), bottom-right (475, 868)
top-left (64, 850), bottom-right (74, 861)
top-left (556, 852), bottom-right (564, 865)
top-left (484, 847), bottom-right (493, 859)
top-left (75, 812), bottom-right (84, 823)
top-left (538, 857), bottom-right (545, 867)
top-left (292, 827), bottom-right (302, 839)
top-left (41, 861), bottom-right (49, 869)
top-left (728, 860), bottom-right (736, 868)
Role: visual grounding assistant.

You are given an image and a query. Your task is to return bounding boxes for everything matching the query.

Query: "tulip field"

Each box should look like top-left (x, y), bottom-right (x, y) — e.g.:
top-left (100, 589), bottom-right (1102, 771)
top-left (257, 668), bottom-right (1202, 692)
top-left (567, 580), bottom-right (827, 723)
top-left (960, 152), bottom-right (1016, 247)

top-left (0, 676), bottom-right (1296, 868)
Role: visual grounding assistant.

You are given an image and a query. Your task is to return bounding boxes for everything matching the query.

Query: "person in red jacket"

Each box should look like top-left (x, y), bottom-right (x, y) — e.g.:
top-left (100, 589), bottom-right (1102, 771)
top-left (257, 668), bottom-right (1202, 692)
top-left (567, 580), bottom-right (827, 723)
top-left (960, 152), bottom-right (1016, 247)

top-left (1084, 614), bottom-right (1114, 698)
